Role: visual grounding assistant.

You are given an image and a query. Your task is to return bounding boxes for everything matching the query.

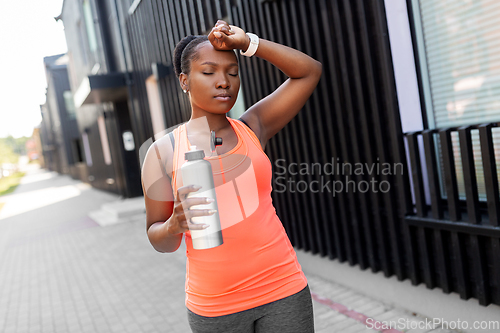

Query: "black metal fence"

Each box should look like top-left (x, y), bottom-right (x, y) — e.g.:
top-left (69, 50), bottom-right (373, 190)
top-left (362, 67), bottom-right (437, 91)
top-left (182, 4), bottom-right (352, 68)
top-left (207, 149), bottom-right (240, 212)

top-left (405, 123), bottom-right (500, 306)
top-left (123, 0), bottom-right (497, 307)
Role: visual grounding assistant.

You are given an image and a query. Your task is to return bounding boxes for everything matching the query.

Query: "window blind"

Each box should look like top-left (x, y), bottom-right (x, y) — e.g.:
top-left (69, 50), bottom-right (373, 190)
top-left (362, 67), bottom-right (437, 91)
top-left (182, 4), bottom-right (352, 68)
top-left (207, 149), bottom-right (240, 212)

top-left (415, 0), bottom-right (500, 202)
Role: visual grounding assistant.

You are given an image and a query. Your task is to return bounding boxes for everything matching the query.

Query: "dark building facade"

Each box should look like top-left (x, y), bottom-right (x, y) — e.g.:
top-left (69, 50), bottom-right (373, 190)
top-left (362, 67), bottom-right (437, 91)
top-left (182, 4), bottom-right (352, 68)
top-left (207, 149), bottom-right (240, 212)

top-left (58, 0), bottom-right (142, 197)
top-left (40, 54), bottom-right (81, 175)
top-left (53, 0), bottom-right (500, 314)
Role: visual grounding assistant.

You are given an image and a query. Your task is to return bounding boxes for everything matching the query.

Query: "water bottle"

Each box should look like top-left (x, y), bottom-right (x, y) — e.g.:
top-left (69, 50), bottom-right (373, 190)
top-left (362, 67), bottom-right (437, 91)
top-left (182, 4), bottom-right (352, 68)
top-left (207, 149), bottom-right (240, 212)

top-left (181, 144), bottom-right (223, 249)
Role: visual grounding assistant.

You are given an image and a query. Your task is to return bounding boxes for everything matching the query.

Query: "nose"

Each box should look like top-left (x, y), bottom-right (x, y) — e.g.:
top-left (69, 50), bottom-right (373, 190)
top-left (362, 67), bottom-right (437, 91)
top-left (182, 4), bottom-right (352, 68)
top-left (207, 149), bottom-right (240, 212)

top-left (216, 73), bottom-right (230, 89)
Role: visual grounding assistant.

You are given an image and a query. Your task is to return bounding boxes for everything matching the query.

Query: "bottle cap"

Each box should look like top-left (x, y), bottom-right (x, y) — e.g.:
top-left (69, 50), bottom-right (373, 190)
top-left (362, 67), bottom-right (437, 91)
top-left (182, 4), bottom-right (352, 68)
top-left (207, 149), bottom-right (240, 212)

top-left (185, 145), bottom-right (205, 161)
top-left (210, 131), bottom-right (223, 152)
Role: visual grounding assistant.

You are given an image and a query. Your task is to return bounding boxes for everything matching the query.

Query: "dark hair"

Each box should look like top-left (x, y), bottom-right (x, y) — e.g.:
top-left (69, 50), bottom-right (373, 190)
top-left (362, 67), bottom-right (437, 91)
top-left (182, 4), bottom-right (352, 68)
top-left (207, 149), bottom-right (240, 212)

top-left (173, 35), bottom-right (209, 77)
top-left (173, 35), bottom-right (239, 78)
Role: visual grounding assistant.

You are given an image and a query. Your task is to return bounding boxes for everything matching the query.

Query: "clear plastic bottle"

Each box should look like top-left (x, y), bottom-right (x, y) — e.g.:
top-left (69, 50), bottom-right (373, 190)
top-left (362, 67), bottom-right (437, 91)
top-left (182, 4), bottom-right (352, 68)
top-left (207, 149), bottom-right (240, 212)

top-left (181, 145), bottom-right (223, 249)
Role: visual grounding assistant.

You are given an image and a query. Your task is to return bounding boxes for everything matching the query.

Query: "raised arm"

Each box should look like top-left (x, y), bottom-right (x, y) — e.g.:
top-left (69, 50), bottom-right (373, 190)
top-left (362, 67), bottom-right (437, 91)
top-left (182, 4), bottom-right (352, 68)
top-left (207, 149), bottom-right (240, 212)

top-left (209, 20), bottom-right (322, 149)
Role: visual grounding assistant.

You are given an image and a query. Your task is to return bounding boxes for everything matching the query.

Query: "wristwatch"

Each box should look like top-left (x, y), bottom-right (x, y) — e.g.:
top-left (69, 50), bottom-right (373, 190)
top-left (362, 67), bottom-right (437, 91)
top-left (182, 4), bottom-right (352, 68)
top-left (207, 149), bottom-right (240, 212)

top-left (240, 33), bottom-right (259, 57)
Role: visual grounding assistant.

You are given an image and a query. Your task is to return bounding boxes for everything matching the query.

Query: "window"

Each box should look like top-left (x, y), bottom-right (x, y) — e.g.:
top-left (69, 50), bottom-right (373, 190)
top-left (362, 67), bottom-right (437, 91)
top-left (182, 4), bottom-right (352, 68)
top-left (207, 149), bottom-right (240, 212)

top-left (63, 91), bottom-right (76, 119)
top-left (83, 0), bottom-right (98, 52)
top-left (77, 20), bottom-right (88, 65)
top-left (412, 0), bottom-right (500, 201)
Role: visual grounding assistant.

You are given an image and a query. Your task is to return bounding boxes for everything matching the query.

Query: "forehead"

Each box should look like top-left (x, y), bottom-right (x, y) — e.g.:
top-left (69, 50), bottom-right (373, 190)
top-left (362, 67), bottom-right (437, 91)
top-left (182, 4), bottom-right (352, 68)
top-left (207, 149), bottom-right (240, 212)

top-left (192, 42), bottom-right (238, 66)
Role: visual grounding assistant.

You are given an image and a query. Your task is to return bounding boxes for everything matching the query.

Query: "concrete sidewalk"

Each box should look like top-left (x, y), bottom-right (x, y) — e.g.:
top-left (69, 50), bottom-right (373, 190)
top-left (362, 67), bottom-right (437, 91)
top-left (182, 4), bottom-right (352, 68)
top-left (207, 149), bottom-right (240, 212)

top-left (0, 166), bottom-right (460, 333)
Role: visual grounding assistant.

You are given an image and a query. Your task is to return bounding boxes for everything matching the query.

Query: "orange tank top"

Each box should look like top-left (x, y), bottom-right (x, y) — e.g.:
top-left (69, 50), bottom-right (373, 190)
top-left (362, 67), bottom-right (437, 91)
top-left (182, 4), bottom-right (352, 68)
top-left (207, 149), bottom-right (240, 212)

top-left (171, 116), bottom-right (307, 317)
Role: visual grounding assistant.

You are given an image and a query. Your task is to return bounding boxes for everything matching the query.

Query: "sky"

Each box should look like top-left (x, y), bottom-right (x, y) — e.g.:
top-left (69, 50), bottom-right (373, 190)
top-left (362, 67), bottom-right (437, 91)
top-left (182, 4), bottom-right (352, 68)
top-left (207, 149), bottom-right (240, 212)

top-left (0, 0), bottom-right (67, 138)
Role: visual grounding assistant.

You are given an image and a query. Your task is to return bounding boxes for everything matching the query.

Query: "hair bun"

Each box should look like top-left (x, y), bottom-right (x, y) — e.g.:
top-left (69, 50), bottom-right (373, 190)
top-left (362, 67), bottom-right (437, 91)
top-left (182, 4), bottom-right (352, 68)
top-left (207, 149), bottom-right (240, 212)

top-left (173, 35), bottom-right (198, 77)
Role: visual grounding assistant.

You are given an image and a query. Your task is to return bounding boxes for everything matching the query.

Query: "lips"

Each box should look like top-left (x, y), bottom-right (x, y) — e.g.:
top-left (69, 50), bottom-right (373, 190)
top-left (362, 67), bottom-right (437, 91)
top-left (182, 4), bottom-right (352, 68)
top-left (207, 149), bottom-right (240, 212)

top-left (214, 93), bottom-right (231, 101)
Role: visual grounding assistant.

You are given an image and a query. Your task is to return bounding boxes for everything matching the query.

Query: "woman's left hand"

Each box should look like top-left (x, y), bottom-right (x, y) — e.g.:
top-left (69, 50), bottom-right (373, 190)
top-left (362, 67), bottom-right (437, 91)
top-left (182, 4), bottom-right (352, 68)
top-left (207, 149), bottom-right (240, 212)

top-left (208, 20), bottom-right (249, 51)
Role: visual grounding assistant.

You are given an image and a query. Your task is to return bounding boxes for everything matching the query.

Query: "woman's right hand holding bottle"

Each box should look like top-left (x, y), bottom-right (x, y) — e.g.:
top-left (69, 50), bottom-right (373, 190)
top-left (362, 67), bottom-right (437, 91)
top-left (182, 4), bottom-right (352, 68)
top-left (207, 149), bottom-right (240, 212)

top-left (166, 184), bottom-right (217, 235)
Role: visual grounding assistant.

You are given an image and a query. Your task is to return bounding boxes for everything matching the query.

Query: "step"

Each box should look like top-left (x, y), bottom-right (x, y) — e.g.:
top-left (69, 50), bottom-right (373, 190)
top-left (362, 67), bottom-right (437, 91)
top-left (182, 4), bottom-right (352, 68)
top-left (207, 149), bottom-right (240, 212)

top-left (101, 197), bottom-right (145, 219)
top-left (89, 196), bottom-right (146, 227)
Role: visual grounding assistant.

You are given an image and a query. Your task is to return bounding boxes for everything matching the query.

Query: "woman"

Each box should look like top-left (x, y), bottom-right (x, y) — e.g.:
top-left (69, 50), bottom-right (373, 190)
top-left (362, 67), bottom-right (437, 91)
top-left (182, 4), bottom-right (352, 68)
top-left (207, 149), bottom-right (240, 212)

top-left (141, 20), bottom-right (322, 333)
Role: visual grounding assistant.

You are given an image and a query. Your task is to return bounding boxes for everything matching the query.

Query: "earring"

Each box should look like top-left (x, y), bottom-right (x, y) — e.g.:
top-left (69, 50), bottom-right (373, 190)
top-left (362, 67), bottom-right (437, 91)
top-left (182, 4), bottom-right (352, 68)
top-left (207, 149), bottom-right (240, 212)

top-left (183, 89), bottom-right (187, 93)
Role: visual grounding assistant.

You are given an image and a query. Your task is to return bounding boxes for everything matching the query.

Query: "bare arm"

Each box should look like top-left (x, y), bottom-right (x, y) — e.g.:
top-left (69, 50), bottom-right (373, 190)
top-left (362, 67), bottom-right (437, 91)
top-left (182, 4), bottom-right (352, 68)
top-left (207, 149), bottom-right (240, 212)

top-left (209, 21), bottom-right (323, 149)
top-left (141, 139), bottom-right (214, 253)
top-left (141, 141), bottom-right (182, 253)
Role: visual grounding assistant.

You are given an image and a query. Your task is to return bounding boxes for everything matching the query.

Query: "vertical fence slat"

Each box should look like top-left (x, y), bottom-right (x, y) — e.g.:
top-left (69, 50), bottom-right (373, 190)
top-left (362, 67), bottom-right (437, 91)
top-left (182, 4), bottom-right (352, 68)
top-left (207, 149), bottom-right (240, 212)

top-left (451, 232), bottom-right (471, 300)
top-left (215, 0), bottom-right (222, 19)
top-left (154, 0), bottom-right (169, 63)
top-left (176, 1), bottom-right (188, 38)
top-left (492, 238), bottom-right (500, 303)
top-left (162, 0), bottom-right (187, 123)
top-left (418, 228), bottom-right (434, 288)
top-left (479, 124), bottom-right (500, 227)
top-left (407, 132), bottom-right (427, 217)
top-left (433, 229), bottom-right (451, 293)
top-left (247, 1), bottom-right (271, 97)
top-left (179, 0), bottom-right (191, 36)
top-left (130, 10), bottom-right (150, 141)
top-left (188, 0), bottom-right (199, 33)
top-left (196, 0), bottom-right (206, 32)
top-left (149, 1), bottom-right (163, 63)
top-left (235, 0), bottom-right (258, 107)
top-left (422, 130), bottom-right (444, 219)
top-left (407, 225), bottom-right (420, 285)
top-left (471, 235), bottom-right (489, 305)
top-left (439, 128), bottom-right (461, 221)
top-left (458, 126), bottom-right (481, 224)
top-left (204, 0), bottom-right (214, 27)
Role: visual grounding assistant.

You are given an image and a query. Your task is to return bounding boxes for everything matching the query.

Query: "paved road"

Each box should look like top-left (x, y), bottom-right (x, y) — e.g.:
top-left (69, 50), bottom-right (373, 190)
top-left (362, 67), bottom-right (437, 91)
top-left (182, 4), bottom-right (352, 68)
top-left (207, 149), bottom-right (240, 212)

top-left (0, 166), bottom-right (458, 333)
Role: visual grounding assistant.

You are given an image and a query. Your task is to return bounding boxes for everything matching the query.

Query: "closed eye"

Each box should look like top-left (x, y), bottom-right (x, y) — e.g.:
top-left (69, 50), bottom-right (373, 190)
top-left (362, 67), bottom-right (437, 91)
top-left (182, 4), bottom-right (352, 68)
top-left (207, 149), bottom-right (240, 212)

top-left (203, 72), bottom-right (238, 76)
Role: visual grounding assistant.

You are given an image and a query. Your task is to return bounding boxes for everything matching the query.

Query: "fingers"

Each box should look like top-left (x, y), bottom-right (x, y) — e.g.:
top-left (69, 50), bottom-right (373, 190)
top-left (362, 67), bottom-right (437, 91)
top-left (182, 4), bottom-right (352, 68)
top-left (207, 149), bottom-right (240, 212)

top-left (215, 20), bottom-right (232, 31)
top-left (174, 184), bottom-right (217, 232)
top-left (207, 20), bottom-right (240, 50)
top-left (176, 184), bottom-right (201, 202)
top-left (182, 197), bottom-right (217, 222)
top-left (213, 20), bottom-right (234, 37)
top-left (184, 196), bottom-right (215, 208)
top-left (185, 208), bottom-right (217, 221)
top-left (211, 27), bottom-right (228, 39)
top-left (180, 208), bottom-right (216, 231)
top-left (178, 196), bottom-right (214, 217)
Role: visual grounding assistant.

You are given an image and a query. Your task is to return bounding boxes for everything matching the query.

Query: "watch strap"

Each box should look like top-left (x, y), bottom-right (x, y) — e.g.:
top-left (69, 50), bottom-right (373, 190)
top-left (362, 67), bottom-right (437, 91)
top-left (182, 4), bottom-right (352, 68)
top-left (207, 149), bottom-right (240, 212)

top-left (240, 33), bottom-right (259, 57)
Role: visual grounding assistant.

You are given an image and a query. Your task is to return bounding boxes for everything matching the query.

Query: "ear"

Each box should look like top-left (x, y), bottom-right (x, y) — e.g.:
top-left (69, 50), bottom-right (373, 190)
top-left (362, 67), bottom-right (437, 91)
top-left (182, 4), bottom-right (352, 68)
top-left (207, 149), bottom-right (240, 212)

top-left (179, 73), bottom-right (188, 91)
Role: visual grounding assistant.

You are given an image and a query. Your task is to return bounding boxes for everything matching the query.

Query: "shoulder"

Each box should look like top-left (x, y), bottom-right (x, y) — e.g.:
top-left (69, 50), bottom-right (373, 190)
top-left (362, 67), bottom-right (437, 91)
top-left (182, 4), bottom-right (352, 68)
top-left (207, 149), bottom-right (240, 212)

top-left (236, 114), bottom-right (268, 151)
top-left (147, 131), bottom-right (176, 178)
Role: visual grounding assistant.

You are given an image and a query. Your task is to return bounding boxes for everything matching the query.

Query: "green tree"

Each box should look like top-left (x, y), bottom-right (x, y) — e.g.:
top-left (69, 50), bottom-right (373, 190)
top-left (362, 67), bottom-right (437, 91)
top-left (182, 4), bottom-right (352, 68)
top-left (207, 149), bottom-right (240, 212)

top-left (0, 136), bottom-right (28, 155)
top-left (0, 141), bottom-right (19, 165)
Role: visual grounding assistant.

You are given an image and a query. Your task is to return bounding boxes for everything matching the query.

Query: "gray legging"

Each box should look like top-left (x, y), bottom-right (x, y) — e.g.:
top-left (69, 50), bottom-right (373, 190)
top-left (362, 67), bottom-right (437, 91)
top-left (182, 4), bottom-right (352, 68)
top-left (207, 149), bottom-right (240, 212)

top-left (187, 284), bottom-right (314, 333)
